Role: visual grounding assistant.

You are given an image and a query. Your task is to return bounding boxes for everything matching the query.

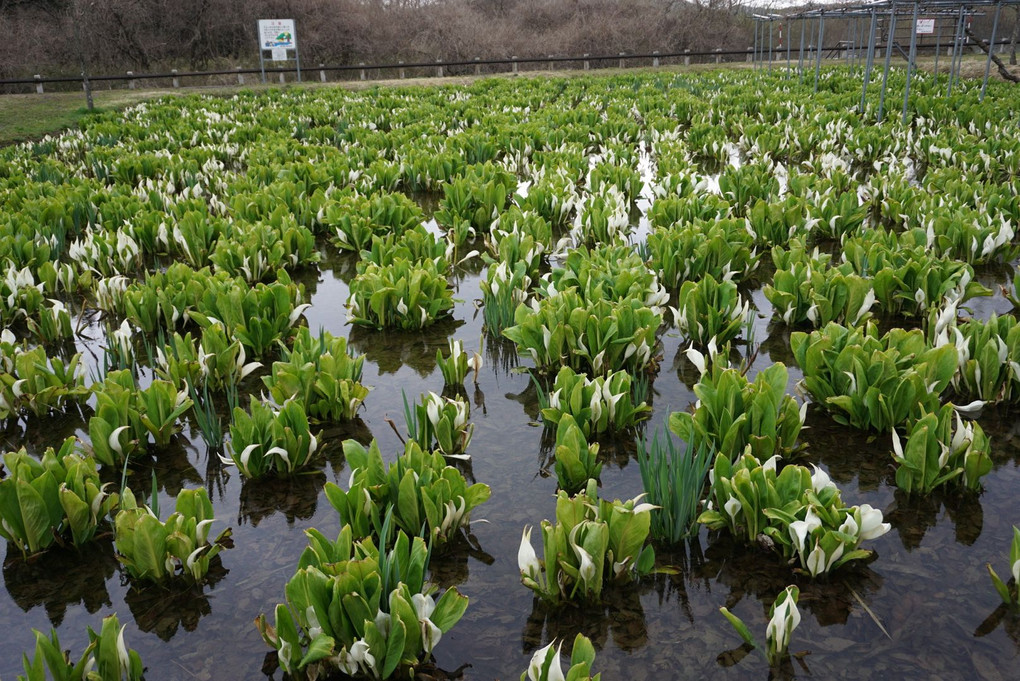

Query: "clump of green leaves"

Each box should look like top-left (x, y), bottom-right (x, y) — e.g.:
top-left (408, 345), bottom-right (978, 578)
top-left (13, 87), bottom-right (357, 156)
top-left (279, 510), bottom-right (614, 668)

top-left (0, 339), bottom-right (88, 420)
top-left (891, 404), bottom-right (991, 494)
top-left (791, 322), bottom-right (957, 431)
top-left (646, 218), bottom-right (760, 288)
top-left (17, 614), bottom-right (144, 681)
top-left (256, 523), bottom-right (469, 678)
top-left (325, 438), bottom-right (491, 548)
top-left (436, 338), bottom-right (482, 387)
top-left (347, 259), bottom-right (453, 330)
top-left (672, 273), bottom-right (750, 347)
top-left (26, 299), bottom-right (74, 344)
top-left (154, 325), bottom-right (262, 393)
top-left (87, 371), bottom-right (193, 466)
top-left (210, 219), bottom-right (319, 283)
top-left (518, 480), bottom-right (655, 604)
top-left (553, 414), bottom-right (602, 494)
top-left (700, 451), bottom-right (889, 577)
top-left (523, 634), bottom-right (601, 681)
top-left (537, 366), bottom-right (651, 437)
top-left (481, 260), bottom-right (532, 334)
top-left (114, 486), bottom-right (231, 584)
top-left (404, 391), bottom-right (474, 459)
top-left (222, 399), bottom-right (319, 477)
top-left (764, 240), bottom-right (875, 327)
top-left (0, 437), bottom-right (118, 557)
top-left (189, 270), bottom-right (309, 358)
top-left (504, 290), bottom-right (660, 376)
top-left (263, 327), bottom-right (370, 421)
top-left (670, 347), bottom-right (806, 462)
top-left (326, 190), bottom-right (424, 252)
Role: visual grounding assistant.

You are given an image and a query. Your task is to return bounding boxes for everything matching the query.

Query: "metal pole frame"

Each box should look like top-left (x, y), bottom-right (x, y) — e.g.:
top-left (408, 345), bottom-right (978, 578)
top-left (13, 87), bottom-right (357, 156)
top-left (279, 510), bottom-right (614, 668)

top-left (258, 20), bottom-right (267, 84)
top-left (799, 17), bottom-right (808, 83)
top-left (848, 15), bottom-right (857, 66)
top-left (294, 19), bottom-right (302, 83)
top-left (754, 18), bottom-right (760, 70)
top-left (786, 19), bottom-right (793, 77)
top-left (860, 8), bottom-right (879, 113)
top-left (948, 5), bottom-right (966, 96)
top-left (769, 19), bottom-right (775, 72)
top-left (980, 1), bottom-right (1003, 100)
top-left (903, 1), bottom-right (920, 124)
top-left (814, 11), bottom-right (826, 92)
top-left (934, 22), bottom-right (942, 76)
top-left (879, 2), bottom-right (898, 120)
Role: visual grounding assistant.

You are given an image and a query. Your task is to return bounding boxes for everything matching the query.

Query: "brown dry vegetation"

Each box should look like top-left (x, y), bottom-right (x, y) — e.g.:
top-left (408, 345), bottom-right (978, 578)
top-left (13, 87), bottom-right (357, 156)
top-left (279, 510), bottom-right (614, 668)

top-left (0, 0), bottom-right (756, 80)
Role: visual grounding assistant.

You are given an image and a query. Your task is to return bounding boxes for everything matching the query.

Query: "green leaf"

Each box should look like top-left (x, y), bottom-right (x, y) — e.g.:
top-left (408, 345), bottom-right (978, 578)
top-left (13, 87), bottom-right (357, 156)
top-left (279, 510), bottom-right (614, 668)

top-left (381, 615), bottom-right (407, 677)
top-left (719, 606), bottom-right (757, 647)
top-left (299, 634), bottom-right (336, 667)
top-left (431, 587), bottom-right (469, 633)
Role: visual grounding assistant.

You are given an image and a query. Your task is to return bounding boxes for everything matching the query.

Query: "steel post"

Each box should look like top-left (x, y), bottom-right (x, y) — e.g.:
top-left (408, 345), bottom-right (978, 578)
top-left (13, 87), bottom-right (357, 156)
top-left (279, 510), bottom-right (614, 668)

top-left (902, 1), bottom-right (920, 125)
top-left (981, 2), bottom-right (1003, 101)
top-left (934, 24), bottom-right (941, 76)
top-left (948, 6), bottom-right (965, 95)
top-left (860, 8), bottom-right (879, 113)
top-left (769, 20), bottom-right (774, 72)
top-left (799, 18), bottom-right (807, 83)
top-left (786, 20), bottom-right (792, 77)
top-left (879, 2), bottom-right (898, 120)
top-left (814, 12), bottom-right (825, 93)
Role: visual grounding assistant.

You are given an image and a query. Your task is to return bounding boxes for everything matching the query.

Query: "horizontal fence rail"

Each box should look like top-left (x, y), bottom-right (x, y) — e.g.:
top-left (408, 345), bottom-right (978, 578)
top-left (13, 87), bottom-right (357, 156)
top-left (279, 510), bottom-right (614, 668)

top-left (1, 39), bottom-right (1010, 92)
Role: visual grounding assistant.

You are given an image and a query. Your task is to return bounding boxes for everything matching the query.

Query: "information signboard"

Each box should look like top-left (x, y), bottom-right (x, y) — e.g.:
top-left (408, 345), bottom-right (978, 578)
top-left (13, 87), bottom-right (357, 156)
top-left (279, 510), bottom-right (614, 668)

top-left (258, 19), bottom-right (297, 54)
top-left (257, 19), bottom-right (301, 83)
top-left (916, 18), bottom-right (935, 35)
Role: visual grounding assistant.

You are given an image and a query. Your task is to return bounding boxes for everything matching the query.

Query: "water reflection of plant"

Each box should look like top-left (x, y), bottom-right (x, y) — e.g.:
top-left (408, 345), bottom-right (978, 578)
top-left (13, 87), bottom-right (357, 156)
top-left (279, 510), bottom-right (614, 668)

top-left (4, 540), bottom-right (117, 627)
top-left (123, 556), bottom-right (228, 641)
top-left (348, 318), bottom-right (465, 377)
top-left (521, 584), bottom-right (647, 655)
top-left (697, 532), bottom-right (884, 629)
top-left (426, 531), bottom-right (495, 590)
top-left (237, 472), bottom-right (325, 527)
top-left (883, 487), bottom-right (984, 551)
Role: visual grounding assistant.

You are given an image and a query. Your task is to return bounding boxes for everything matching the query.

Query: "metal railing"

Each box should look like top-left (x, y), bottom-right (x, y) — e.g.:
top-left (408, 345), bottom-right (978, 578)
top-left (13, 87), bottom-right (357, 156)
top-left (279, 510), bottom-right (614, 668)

top-left (1, 47), bottom-right (786, 93)
top-left (2, 39), bottom-right (1009, 94)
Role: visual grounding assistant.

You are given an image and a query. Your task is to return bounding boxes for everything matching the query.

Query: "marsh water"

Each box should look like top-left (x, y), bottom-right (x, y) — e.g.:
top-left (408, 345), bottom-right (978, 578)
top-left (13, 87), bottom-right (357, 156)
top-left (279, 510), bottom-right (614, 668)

top-left (1, 237), bottom-right (1019, 681)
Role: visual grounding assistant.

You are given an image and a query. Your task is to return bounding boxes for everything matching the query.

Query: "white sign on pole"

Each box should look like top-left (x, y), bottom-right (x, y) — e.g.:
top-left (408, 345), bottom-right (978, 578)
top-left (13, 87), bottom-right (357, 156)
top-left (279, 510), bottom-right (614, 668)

top-left (259, 19), bottom-right (297, 57)
top-left (915, 18), bottom-right (935, 35)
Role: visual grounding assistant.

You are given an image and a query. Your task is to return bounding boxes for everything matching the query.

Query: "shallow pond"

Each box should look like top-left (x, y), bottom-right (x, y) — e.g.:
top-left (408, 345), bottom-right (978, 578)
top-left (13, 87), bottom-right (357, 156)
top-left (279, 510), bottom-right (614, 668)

top-left (1, 237), bottom-right (1018, 681)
